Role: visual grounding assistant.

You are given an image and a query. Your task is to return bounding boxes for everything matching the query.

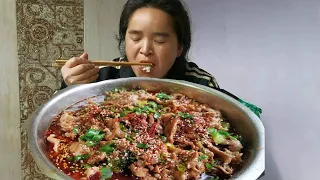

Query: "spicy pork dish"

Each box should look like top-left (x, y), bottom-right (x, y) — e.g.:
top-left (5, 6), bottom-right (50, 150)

top-left (45, 88), bottom-right (244, 180)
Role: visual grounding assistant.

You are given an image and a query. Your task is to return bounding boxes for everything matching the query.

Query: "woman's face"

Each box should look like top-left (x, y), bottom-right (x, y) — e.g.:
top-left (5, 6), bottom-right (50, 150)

top-left (125, 7), bottom-right (182, 78)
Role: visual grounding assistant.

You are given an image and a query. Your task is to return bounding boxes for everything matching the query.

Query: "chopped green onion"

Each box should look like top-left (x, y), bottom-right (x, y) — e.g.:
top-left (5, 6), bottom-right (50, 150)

top-left (126, 132), bottom-right (136, 142)
top-left (147, 101), bottom-right (158, 109)
top-left (73, 126), bottom-right (79, 134)
top-left (80, 128), bottom-right (105, 147)
top-left (176, 164), bottom-right (186, 172)
top-left (137, 143), bottom-right (148, 149)
top-left (133, 107), bottom-right (142, 114)
top-left (179, 112), bottom-right (194, 119)
top-left (133, 107), bottom-right (140, 112)
top-left (86, 140), bottom-right (98, 147)
top-left (126, 136), bottom-right (134, 142)
top-left (80, 135), bottom-right (86, 141)
top-left (198, 154), bottom-right (208, 162)
top-left (112, 88), bottom-right (123, 93)
top-left (159, 154), bottom-right (167, 163)
top-left (208, 127), bottom-right (216, 134)
top-left (137, 100), bottom-right (147, 107)
top-left (159, 135), bottom-right (167, 142)
top-left (67, 156), bottom-right (73, 162)
top-left (133, 105), bottom-right (158, 115)
top-left (218, 131), bottom-right (230, 136)
top-left (110, 106), bottom-right (116, 112)
top-left (84, 128), bottom-right (100, 138)
top-left (205, 163), bottom-right (213, 169)
top-left (82, 164), bottom-right (91, 169)
top-left (214, 159), bottom-right (220, 166)
top-left (119, 122), bottom-right (127, 131)
top-left (120, 110), bottom-right (132, 117)
top-left (99, 143), bottom-right (116, 154)
top-left (73, 154), bottom-right (89, 161)
top-left (141, 106), bottom-right (156, 113)
top-left (147, 106), bottom-right (156, 113)
top-left (154, 112), bottom-right (161, 119)
top-left (209, 177), bottom-right (219, 180)
top-left (208, 127), bottom-right (242, 144)
top-left (165, 142), bottom-right (174, 148)
top-left (91, 133), bottom-right (105, 142)
top-left (129, 156), bottom-right (136, 163)
top-left (231, 134), bottom-right (243, 141)
top-left (208, 128), bottom-right (226, 144)
top-left (100, 167), bottom-right (113, 180)
top-left (213, 133), bottom-right (225, 144)
top-left (140, 106), bottom-right (148, 112)
top-left (156, 92), bottom-right (172, 100)
top-left (110, 159), bottom-right (126, 172)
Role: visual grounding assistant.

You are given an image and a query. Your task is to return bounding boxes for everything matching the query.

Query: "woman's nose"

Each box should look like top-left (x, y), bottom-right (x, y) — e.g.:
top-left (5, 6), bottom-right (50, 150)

top-left (140, 39), bottom-right (153, 56)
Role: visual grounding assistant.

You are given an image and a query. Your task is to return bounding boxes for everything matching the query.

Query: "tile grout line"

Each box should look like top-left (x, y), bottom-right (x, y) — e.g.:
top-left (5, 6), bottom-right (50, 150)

top-left (0, 0), bottom-right (22, 179)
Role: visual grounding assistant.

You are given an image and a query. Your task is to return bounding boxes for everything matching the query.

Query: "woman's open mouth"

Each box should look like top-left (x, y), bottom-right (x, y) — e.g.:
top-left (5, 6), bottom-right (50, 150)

top-left (139, 60), bottom-right (154, 73)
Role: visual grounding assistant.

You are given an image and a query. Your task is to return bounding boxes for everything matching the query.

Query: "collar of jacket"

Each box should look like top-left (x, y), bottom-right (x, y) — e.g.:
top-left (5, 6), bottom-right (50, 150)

top-left (118, 57), bottom-right (186, 80)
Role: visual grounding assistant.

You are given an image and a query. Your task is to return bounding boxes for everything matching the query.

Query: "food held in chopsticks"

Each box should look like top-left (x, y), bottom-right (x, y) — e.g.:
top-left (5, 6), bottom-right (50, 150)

top-left (45, 87), bottom-right (244, 180)
top-left (142, 66), bottom-right (152, 72)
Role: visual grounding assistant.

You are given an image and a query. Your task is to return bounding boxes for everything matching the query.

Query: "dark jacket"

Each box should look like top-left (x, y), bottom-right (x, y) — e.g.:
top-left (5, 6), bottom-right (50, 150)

top-left (60, 57), bottom-right (262, 117)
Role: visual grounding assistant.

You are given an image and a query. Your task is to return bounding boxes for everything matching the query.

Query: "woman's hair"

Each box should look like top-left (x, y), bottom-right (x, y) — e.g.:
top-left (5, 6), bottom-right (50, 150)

top-left (117, 0), bottom-right (192, 61)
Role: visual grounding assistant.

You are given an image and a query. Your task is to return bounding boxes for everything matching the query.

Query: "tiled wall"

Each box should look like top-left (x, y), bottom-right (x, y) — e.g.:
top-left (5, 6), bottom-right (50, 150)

top-left (16, 0), bottom-right (84, 179)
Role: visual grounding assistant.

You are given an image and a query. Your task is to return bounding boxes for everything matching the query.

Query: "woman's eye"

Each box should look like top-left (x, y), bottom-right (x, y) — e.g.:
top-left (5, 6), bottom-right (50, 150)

top-left (154, 39), bottom-right (166, 44)
top-left (131, 37), bottom-right (141, 42)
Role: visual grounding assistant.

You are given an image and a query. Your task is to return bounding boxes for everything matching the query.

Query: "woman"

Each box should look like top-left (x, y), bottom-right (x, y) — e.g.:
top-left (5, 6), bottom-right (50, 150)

top-left (60, 0), bottom-right (261, 117)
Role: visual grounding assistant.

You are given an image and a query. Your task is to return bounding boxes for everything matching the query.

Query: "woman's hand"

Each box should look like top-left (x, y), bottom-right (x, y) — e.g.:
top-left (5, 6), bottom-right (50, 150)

top-left (61, 52), bottom-right (99, 86)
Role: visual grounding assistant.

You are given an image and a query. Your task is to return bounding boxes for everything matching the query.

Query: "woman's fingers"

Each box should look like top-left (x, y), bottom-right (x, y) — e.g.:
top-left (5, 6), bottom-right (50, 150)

top-left (73, 74), bottom-right (99, 85)
top-left (74, 67), bottom-right (100, 81)
top-left (79, 52), bottom-right (88, 60)
top-left (61, 52), bottom-right (100, 86)
top-left (64, 56), bottom-right (89, 68)
top-left (69, 63), bottom-right (96, 76)
top-left (65, 67), bottom-right (99, 85)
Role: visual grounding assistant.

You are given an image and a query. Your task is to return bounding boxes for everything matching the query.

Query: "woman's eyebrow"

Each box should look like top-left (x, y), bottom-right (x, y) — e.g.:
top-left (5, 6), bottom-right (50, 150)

top-left (127, 30), bottom-right (170, 37)
top-left (128, 30), bottom-right (142, 35)
top-left (153, 32), bottom-right (170, 37)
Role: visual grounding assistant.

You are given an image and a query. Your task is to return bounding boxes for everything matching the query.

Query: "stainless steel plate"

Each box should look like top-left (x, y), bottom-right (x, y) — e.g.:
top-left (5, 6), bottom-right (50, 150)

top-left (25, 77), bottom-right (265, 180)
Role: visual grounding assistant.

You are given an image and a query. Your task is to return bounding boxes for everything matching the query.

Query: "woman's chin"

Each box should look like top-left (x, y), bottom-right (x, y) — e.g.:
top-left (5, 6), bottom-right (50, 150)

top-left (135, 71), bottom-right (162, 78)
top-left (137, 72), bottom-right (154, 77)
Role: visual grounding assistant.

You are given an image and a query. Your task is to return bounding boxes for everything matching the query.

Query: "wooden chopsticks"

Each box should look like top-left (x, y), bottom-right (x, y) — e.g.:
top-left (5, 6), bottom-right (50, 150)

top-left (52, 60), bottom-right (153, 68)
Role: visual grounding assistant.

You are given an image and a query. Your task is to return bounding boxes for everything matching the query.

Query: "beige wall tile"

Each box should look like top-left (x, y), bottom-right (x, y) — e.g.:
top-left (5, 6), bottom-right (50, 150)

top-left (0, 0), bottom-right (19, 95)
top-left (0, 0), bottom-right (21, 179)
top-left (0, 94), bottom-right (21, 180)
